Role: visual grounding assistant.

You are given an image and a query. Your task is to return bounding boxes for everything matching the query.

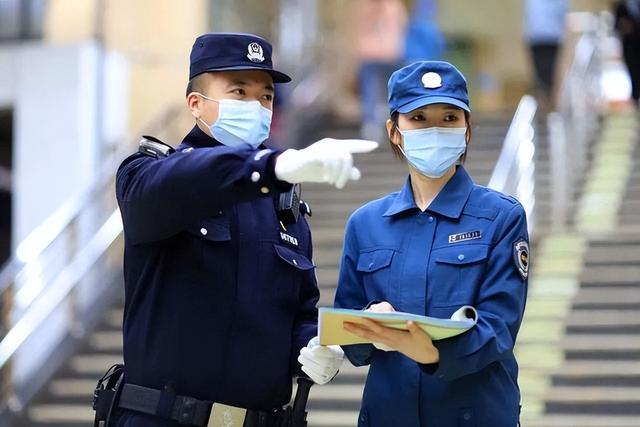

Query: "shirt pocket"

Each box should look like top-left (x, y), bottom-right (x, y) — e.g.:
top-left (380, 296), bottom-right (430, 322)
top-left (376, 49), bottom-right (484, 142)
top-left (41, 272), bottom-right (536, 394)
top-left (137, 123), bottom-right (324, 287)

top-left (273, 244), bottom-right (315, 271)
top-left (356, 248), bottom-right (397, 303)
top-left (428, 244), bottom-right (489, 308)
top-left (264, 243), bottom-right (315, 304)
top-left (181, 216), bottom-right (232, 279)
top-left (185, 216), bottom-right (231, 242)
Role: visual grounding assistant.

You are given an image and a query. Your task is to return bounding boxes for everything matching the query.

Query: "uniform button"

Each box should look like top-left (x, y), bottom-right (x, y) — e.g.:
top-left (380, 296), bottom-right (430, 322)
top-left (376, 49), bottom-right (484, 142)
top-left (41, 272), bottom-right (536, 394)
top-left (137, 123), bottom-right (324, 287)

top-left (200, 228), bottom-right (208, 236)
top-left (260, 186), bottom-right (269, 194)
top-left (292, 259), bottom-right (298, 266)
top-left (428, 216), bottom-right (434, 223)
top-left (251, 171), bottom-right (261, 182)
top-left (463, 412), bottom-right (471, 421)
top-left (458, 254), bottom-right (465, 261)
top-left (368, 262), bottom-right (374, 270)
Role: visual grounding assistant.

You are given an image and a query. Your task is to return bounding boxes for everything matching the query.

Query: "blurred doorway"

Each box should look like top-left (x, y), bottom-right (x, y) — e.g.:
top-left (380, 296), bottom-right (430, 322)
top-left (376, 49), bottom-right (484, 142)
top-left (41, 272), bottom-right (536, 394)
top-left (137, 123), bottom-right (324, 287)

top-left (0, 109), bottom-right (12, 266)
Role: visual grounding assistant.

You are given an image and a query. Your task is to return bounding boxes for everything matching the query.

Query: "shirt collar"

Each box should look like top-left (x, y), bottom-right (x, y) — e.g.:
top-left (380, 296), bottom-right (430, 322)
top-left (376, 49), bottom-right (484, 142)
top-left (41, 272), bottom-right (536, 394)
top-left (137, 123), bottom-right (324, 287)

top-left (383, 166), bottom-right (475, 219)
top-left (181, 125), bottom-right (222, 148)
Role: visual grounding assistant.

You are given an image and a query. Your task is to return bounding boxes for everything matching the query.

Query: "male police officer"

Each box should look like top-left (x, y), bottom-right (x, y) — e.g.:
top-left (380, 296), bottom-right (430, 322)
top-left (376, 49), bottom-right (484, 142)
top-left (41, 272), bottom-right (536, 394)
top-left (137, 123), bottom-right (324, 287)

top-left (113, 33), bottom-right (377, 426)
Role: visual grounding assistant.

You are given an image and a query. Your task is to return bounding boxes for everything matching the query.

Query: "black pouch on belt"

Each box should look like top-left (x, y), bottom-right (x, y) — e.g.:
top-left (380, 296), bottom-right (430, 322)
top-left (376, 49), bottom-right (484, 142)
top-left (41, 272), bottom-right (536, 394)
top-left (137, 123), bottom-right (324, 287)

top-left (93, 363), bottom-right (125, 427)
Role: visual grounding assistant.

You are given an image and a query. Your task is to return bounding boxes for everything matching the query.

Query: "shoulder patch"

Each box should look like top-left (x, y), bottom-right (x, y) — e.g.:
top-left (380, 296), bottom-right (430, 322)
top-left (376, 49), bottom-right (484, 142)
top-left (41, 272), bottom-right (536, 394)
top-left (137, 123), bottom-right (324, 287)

top-left (514, 240), bottom-right (529, 279)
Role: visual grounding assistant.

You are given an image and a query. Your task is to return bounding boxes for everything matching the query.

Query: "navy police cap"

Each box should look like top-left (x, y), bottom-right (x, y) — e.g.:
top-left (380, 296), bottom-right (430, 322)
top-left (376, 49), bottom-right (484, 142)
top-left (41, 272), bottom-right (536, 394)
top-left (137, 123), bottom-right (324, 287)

top-left (189, 32), bottom-right (291, 83)
top-left (388, 61), bottom-right (470, 115)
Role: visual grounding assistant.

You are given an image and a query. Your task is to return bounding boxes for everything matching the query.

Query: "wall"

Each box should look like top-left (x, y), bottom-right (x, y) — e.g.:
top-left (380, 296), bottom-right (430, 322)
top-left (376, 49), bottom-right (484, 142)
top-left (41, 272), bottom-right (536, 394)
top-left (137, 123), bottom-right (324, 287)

top-left (0, 40), bottom-right (128, 386)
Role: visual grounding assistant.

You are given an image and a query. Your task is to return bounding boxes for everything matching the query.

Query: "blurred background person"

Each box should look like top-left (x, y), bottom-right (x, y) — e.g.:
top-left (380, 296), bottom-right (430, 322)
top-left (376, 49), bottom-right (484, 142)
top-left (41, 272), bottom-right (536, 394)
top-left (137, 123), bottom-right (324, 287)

top-left (614, 0), bottom-right (640, 108)
top-left (352, 0), bottom-right (407, 141)
top-left (523, 0), bottom-right (569, 111)
top-left (403, 0), bottom-right (446, 64)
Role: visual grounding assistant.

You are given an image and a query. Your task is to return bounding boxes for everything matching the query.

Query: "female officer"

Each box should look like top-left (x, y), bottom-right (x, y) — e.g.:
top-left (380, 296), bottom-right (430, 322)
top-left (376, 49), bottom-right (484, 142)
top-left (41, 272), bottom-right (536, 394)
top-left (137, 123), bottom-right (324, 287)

top-left (334, 61), bottom-right (529, 427)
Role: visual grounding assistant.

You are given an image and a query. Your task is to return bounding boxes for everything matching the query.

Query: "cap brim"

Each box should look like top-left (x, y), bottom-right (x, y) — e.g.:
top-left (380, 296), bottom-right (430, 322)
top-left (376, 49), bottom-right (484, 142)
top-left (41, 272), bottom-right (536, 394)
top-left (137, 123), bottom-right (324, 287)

top-left (194, 65), bottom-right (292, 83)
top-left (396, 95), bottom-right (470, 114)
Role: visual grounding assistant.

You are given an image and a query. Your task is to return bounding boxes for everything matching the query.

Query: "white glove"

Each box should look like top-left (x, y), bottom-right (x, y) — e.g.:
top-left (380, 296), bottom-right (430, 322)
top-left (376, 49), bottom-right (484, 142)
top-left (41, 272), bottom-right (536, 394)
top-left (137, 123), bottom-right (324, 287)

top-left (274, 138), bottom-right (378, 189)
top-left (297, 336), bottom-right (344, 385)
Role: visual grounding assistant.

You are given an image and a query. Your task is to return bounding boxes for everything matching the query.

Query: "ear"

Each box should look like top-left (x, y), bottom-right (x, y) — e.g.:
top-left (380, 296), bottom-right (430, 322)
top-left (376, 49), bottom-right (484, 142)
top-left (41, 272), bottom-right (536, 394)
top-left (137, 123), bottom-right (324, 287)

top-left (386, 119), bottom-right (401, 146)
top-left (186, 92), bottom-right (202, 119)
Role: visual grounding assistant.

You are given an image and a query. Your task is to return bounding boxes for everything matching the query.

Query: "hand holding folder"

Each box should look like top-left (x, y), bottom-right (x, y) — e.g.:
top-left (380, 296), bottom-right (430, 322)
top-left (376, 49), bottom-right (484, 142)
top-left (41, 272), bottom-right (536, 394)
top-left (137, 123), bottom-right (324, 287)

top-left (319, 306), bottom-right (477, 346)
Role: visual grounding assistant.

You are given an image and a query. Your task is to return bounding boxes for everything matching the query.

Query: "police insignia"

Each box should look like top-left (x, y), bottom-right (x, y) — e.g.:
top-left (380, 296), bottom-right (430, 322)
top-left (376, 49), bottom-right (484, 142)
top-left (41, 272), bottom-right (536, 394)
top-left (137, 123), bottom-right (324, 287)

top-left (246, 42), bottom-right (265, 63)
top-left (448, 230), bottom-right (481, 244)
top-left (514, 240), bottom-right (529, 279)
top-left (421, 72), bottom-right (443, 88)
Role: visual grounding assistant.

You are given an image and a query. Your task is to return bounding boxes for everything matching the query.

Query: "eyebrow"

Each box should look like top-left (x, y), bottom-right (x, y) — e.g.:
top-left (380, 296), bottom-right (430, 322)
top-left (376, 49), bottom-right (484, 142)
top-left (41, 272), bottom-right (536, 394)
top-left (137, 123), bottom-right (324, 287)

top-left (411, 106), bottom-right (461, 114)
top-left (228, 79), bottom-right (274, 92)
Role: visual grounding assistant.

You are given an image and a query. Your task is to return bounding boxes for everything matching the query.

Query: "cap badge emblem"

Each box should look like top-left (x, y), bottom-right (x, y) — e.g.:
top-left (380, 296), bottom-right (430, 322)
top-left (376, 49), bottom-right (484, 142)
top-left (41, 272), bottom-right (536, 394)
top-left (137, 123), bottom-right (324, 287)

top-left (247, 42), bottom-right (265, 63)
top-left (422, 72), bottom-right (442, 89)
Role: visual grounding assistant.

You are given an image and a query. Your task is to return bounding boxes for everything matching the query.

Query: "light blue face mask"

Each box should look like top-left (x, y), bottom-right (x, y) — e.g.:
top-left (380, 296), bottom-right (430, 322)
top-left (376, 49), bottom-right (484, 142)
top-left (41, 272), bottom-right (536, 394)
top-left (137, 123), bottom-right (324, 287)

top-left (398, 126), bottom-right (467, 178)
top-left (195, 93), bottom-right (272, 148)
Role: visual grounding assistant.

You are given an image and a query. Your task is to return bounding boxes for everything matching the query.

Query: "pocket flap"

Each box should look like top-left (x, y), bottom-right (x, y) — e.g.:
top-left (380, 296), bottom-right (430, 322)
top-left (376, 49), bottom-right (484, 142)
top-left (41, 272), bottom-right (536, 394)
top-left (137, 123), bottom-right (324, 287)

top-left (356, 249), bottom-right (395, 272)
top-left (186, 217), bottom-right (231, 242)
top-left (434, 244), bottom-right (489, 265)
top-left (274, 244), bottom-right (315, 270)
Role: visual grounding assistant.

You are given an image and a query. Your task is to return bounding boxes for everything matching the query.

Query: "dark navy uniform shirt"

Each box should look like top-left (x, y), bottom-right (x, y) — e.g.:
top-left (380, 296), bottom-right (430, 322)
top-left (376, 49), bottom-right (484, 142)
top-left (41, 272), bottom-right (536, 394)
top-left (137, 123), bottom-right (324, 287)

top-left (335, 166), bottom-right (529, 427)
top-left (116, 125), bottom-right (319, 412)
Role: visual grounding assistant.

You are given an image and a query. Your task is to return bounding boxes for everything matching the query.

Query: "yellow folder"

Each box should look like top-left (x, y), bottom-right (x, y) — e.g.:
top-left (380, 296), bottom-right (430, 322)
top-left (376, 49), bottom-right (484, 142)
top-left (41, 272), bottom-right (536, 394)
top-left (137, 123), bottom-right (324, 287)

top-left (319, 306), bottom-right (477, 346)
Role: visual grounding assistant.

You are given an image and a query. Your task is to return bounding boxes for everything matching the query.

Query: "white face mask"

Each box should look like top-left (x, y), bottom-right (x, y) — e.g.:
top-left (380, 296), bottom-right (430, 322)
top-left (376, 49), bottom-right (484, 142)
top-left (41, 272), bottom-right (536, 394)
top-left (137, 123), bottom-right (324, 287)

top-left (194, 93), bottom-right (272, 148)
top-left (397, 127), bottom-right (467, 178)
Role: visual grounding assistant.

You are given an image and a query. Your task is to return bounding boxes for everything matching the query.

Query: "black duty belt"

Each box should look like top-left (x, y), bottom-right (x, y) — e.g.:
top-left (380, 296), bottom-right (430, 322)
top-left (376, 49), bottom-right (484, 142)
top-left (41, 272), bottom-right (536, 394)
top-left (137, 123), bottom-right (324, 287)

top-left (118, 383), bottom-right (289, 427)
top-left (119, 384), bottom-right (212, 425)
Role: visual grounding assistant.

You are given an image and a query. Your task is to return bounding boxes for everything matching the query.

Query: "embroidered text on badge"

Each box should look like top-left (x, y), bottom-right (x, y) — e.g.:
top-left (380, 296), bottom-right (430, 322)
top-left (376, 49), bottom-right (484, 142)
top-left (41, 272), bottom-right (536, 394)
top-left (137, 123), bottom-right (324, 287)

top-left (448, 230), bottom-right (482, 244)
top-left (280, 231), bottom-right (299, 247)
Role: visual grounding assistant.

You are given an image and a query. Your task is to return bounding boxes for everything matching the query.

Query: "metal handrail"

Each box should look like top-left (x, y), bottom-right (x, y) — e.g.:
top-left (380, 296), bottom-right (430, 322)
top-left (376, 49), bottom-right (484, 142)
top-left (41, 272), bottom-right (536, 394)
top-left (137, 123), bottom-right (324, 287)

top-left (488, 95), bottom-right (538, 234)
top-left (548, 12), bottom-right (606, 231)
top-left (0, 105), bottom-right (182, 410)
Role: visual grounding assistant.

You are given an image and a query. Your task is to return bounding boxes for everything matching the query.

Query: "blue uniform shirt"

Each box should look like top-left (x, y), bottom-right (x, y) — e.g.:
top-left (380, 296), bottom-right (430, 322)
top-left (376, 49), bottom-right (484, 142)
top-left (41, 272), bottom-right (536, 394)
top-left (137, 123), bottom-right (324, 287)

top-left (116, 125), bottom-right (319, 413)
top-left (335, 166), bottom-right (529, 427)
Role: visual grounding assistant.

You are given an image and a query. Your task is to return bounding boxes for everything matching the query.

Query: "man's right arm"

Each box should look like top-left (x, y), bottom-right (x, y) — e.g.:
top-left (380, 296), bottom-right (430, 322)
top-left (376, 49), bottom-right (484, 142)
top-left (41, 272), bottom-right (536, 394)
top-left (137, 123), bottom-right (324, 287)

top-left (116, 145), bottom-right (290, 245)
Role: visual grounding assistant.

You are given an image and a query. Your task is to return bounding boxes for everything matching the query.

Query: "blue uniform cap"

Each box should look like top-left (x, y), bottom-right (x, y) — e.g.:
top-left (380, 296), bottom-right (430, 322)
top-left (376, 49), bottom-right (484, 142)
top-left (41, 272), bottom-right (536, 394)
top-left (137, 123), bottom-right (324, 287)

top-left (388, 61), bottom-right (470, 115)
top-left (189, 32), bottom-right (292, 83)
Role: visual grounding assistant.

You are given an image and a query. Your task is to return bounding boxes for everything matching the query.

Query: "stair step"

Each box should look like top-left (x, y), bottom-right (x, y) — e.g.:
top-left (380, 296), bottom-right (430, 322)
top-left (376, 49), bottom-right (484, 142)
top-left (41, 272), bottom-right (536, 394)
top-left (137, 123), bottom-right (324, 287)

top-left (579, 266), bottom-right (640, 284)
top-left (545, 386), bottom-right (640, 415)
top-left (28, 404), bottom-right (94, 424)
top-left (306, 410), bottom-right (359, 427)
top-left (68, 353), bottom-right (123, 376)
top-left (573, 288), bottom-right (640, 309)
top-left (552, 361), bottom-right (640, 387)
top-left (88, 330), bottom-right (123, 351)
top-left (527, 414), bottom-right (640, 427)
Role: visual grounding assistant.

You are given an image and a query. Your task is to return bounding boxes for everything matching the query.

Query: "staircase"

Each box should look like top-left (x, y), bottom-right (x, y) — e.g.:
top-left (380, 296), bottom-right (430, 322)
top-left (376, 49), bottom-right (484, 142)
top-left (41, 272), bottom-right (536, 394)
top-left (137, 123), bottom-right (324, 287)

top-left (531, 113), bottom-right (640, 427)
top-left (16, 114), bottom-right (512, 426)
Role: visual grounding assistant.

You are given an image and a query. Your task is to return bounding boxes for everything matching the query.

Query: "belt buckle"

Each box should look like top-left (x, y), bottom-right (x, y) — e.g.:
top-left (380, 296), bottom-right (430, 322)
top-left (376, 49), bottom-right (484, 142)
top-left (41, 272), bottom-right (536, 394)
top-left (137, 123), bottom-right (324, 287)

top-left (207, 403), bottom-right (247, 427)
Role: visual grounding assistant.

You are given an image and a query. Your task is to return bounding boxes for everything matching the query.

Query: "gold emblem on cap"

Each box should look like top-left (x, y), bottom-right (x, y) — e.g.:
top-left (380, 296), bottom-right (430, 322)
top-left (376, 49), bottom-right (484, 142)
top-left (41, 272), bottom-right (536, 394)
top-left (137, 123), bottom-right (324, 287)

top-left (422, 72), bottom-right (442, 89)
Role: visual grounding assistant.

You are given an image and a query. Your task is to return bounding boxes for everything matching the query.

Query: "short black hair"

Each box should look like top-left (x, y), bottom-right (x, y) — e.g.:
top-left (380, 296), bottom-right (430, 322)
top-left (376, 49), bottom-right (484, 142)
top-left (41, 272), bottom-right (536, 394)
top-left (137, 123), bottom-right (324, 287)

top-left (186, 73), bottom-right (210, 97)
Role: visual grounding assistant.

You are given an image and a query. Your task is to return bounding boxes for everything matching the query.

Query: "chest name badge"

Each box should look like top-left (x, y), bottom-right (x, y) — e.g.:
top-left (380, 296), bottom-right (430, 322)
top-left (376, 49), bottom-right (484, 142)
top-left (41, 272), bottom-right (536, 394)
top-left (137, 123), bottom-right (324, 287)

top-left (280, 231), bottom-right (299, 247)
top-left (448, 230), bottom-right (481, 244)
